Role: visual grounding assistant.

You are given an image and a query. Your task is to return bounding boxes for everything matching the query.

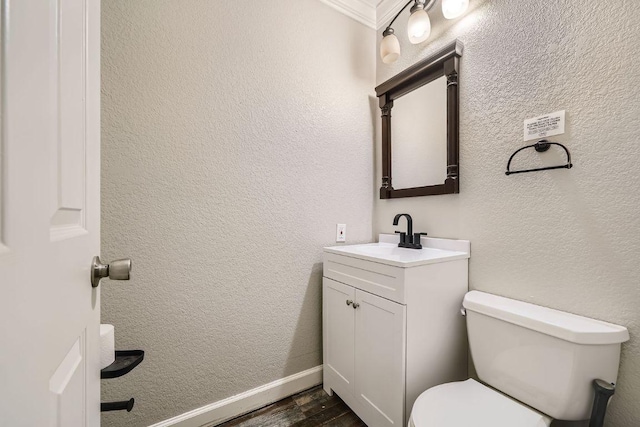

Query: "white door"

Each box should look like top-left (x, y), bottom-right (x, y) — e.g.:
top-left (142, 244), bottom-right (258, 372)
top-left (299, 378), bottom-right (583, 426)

top-left (323, 278), bottom-right (356, 397)
top-left (0, 0), bottom-right (101, 425)
top-left (355, 289), bottom-right (406, 427)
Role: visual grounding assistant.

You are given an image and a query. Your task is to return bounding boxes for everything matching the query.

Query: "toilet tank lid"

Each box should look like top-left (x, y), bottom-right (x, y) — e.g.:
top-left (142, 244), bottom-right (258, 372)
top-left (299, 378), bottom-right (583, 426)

top-left (463, 291), bottom-right (629, 345)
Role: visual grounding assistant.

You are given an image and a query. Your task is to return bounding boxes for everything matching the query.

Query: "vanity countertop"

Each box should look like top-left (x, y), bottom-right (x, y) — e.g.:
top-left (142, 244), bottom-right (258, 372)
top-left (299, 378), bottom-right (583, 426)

top-left (324, 234), bottom-right (470, 268)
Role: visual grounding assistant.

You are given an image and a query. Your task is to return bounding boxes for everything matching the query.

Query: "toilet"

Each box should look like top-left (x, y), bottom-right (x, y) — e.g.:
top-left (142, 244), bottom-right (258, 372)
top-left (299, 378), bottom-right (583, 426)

top-left (409, 291), bottom-right (630, 426)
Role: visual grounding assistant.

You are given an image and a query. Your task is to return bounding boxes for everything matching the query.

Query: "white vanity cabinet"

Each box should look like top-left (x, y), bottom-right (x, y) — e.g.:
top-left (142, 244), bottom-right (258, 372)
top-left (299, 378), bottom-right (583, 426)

top-left (322, 235), bottom-right (470, 427)
top-left (324, 278), bottom-right (406, 427)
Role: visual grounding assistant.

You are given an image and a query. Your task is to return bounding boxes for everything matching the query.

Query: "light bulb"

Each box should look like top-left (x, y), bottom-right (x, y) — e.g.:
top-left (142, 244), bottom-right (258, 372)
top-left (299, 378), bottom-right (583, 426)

top-left (380, 31), bottom-right (401, 64)
top-left (442, 0), bottom-right (469, 19)
top-left (407, 9), bottom-right (431, 44)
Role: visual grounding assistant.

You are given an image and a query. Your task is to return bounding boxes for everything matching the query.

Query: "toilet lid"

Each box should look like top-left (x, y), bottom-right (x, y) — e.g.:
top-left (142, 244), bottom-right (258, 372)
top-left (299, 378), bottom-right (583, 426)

top-left (410, 379), bottom-right (552, 427)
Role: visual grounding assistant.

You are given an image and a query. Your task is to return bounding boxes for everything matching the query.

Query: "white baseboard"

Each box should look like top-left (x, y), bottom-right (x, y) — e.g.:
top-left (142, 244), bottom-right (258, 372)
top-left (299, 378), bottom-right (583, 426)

top-left (148, 366), bottom-right (323, 427)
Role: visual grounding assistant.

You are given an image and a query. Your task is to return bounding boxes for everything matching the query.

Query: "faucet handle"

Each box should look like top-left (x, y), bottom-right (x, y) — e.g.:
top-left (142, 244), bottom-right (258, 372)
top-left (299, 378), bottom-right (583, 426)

top-left (412, 232), bottom-right (428, 248)
top-left (395, 231), bottom-right (407, 244)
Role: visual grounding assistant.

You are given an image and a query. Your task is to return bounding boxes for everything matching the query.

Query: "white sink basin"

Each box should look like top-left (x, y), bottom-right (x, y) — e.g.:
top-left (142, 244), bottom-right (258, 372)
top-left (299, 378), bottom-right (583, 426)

top-left (324, 235), bottom-right (470, 268)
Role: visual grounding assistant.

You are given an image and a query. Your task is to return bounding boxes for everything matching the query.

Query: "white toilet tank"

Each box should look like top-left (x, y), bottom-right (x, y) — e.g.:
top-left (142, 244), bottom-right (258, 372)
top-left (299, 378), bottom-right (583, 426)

top-left (463, 291), bottom-right (629, 421)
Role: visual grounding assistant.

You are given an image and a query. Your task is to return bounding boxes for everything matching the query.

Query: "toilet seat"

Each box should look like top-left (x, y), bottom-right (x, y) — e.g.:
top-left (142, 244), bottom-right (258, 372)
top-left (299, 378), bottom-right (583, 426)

top-left (409, 379), bottom-right (552, 427)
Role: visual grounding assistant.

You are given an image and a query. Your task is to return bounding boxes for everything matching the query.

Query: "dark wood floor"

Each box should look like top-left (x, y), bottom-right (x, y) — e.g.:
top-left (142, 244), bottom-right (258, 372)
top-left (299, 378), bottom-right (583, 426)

top-left (214, 386), bottom-right (366, 427)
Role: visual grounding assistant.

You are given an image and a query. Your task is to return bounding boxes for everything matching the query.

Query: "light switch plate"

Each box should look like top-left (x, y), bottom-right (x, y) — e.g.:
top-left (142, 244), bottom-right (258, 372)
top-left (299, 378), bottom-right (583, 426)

top-left (336, 224), bottom-right (346, 243)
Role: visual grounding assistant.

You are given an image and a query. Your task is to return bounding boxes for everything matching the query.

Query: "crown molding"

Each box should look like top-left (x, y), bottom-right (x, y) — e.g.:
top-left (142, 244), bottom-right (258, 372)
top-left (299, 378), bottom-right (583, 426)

top-left (377, 0), bottom-right (407, 29)
top-left (318, 0), bottom-right (377, 29)
top-left (319, 0), bottom-right (434, 32)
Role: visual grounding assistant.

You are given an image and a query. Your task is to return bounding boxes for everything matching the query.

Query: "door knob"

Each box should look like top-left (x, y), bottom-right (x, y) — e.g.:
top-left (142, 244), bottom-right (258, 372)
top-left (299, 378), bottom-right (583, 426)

top-left (352, 303), bottom-right (360, 309)
top-left (346, 300), bottom-right (353, 306)
top-left (91, 256), bottom-right (132, 288)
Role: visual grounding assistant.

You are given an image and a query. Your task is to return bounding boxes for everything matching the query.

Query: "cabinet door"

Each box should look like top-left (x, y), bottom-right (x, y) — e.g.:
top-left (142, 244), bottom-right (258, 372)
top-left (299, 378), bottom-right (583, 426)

top-left (323, 278), bottom-right (356, 396)
top-left (355, 290), bottom-right (406, 427)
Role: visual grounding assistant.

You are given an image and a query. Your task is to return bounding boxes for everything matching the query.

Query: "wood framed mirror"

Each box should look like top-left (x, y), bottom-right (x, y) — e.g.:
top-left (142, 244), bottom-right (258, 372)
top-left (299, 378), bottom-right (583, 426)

top-left (375, 40), bottom-right (462, 199)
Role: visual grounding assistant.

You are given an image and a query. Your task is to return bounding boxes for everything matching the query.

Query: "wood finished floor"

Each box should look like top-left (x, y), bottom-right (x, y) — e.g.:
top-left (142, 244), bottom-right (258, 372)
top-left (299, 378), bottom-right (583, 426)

top-left (214, 386), bottom-right (366, 427)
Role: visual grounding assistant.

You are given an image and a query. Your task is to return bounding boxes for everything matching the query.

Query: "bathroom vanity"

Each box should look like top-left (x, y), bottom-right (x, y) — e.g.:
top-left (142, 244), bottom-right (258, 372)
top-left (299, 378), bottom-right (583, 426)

top-left (322, 234), bottom-right (470, 427)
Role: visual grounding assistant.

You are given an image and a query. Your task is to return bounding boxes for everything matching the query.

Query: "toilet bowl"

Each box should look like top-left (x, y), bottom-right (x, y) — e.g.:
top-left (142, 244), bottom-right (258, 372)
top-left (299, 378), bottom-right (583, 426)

top-left (409, 291), bottom-right (629, 427)
top-left (408, 379), bottom-right (551, 427)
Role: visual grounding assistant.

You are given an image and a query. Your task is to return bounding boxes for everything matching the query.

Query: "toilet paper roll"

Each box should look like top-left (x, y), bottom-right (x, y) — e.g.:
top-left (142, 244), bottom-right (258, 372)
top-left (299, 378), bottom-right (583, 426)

top-left (100, 324), bottom-right (115, 370)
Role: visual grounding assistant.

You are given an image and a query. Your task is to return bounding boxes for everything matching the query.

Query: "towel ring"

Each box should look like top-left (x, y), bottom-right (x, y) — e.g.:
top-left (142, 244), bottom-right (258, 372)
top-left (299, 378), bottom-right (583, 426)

top-left (505, 140), bottom-right (573, 176)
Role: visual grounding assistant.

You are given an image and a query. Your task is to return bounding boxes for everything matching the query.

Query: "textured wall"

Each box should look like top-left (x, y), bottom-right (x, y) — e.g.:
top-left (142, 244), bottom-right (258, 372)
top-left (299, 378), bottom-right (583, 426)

top-left (101, 1), bottom-right (375, 426)
top-left (375, 1), bottom-right (640, 425)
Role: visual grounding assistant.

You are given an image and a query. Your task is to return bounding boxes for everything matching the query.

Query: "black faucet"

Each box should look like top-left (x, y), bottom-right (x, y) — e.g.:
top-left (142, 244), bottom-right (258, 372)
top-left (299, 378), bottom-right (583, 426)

top-left (392, 213), bottom-right (427, 249)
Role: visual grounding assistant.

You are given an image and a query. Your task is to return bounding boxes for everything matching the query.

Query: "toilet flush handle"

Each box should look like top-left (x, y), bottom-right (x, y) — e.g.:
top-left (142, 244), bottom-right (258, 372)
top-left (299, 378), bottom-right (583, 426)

top-left (460, 307), bottom-right (466, 316)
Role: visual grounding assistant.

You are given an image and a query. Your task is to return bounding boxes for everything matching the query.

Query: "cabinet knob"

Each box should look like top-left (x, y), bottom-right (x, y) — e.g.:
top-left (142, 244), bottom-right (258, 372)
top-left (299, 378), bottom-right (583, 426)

top-left (353, 303), bottom-right (360, 309)
top-left (346, 300), bottom-right (353, 306)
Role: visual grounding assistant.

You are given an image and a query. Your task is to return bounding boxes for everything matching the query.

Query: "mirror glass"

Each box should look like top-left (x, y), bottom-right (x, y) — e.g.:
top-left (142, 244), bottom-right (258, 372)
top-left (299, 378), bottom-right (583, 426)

top-left (391, 75), bottom-right (447, 189)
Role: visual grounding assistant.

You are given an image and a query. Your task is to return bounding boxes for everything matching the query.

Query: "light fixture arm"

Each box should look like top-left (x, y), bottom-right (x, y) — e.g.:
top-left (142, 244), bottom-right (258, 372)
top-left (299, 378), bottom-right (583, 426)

top-left (382, 0), bottom-right (436, 36)
top-left (383, 0), bottom-right (412, 36)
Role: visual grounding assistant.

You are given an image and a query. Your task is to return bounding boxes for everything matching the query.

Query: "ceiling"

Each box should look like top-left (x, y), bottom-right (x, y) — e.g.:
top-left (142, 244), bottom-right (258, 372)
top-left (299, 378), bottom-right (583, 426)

top-left (319, 0), bottom-right (407, 29)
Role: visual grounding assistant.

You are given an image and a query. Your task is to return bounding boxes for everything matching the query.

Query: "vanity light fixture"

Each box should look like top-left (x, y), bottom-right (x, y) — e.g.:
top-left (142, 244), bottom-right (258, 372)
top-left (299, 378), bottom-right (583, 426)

top-left (442, 0), bottom-right (470, 19)
top-left (407, 0), bottom-right (431, 44)
top-left (380, 0), bottom-right (470, 64)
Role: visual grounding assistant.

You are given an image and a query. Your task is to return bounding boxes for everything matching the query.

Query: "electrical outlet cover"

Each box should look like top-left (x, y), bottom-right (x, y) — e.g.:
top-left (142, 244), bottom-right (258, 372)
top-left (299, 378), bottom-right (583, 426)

top-left (336, 224), bottom-right (346, 242)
